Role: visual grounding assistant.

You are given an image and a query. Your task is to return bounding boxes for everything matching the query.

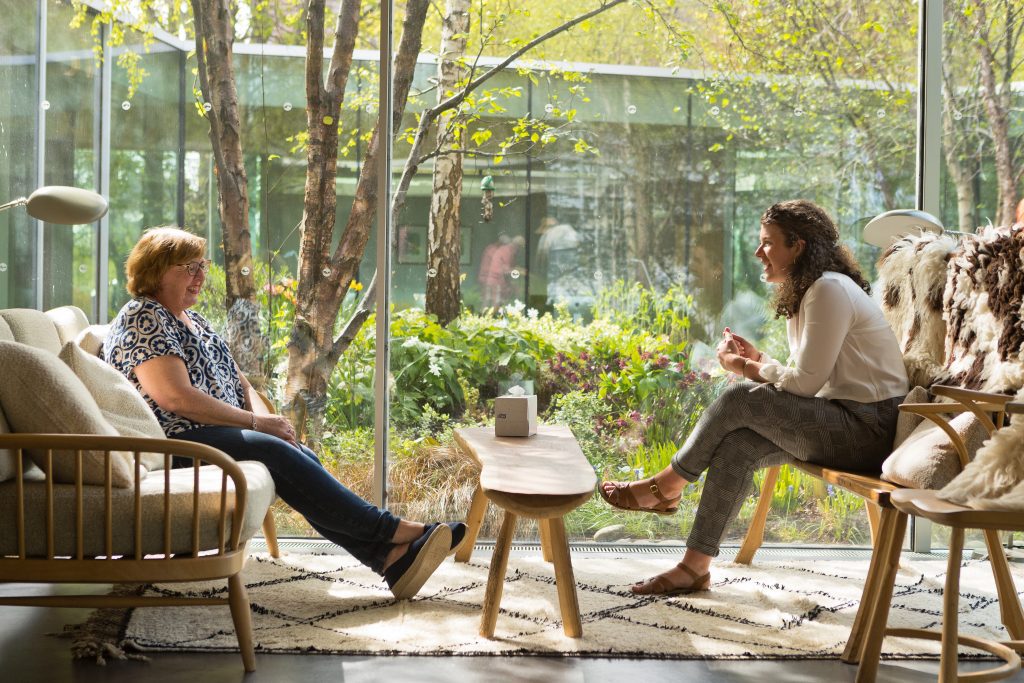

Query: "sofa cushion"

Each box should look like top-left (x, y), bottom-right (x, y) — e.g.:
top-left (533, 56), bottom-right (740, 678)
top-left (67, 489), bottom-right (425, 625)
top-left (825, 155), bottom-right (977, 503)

top-left (58, 341), bottom-right (166, 472)
top-left (881, 410), bottom-right (988, 490)
top-left (0, 309), bottom-right (62, 355)
top-left (45, 305), bottom-right (90, 346)
top-left (74, 324), bottom-right (111, 357)
top-left (0, 460), bottom-right (274, 557)
top-left (0, 340), bottom-right (134, 487)
top-left (0, 316), bottom-right (13, 342)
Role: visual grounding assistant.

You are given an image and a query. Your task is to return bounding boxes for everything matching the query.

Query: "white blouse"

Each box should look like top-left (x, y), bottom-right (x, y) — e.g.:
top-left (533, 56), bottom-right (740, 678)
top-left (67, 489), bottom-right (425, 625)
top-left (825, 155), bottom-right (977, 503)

top-left (758, 271), bottom-right (909, 402)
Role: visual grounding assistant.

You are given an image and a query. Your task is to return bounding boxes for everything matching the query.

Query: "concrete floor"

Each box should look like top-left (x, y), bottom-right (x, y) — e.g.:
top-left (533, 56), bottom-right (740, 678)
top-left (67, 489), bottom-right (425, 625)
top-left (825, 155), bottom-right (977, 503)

top-left (2, 546), bottom-right (1022, 682)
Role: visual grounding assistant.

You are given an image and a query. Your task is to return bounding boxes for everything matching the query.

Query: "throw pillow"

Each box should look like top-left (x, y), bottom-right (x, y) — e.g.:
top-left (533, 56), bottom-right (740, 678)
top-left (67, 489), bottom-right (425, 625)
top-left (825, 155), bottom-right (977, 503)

top-left (58, 341), bottom-right (167, 472)
top-left (881, 410), bottom-right (988, 490)
top-left (892, 385), bottom-right (929, 448)
top-left (74, 324), bottom-right (111, 358)
top-left (0, 340), bottom-right (134, 487)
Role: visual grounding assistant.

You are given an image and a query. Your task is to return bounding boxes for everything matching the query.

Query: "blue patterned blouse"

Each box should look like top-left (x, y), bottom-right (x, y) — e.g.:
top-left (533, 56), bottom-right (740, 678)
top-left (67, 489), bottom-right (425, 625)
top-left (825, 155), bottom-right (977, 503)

top-left (103, 297), bottom-right (245, 436)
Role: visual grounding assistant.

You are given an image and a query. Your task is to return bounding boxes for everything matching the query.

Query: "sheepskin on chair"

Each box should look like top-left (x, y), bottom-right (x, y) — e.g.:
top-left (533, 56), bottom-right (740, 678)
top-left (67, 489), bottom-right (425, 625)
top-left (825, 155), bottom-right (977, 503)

top-left (876, 232), bottom-right (957, 388)
top-left (938, 228), bottom-right (1024, 393)
top-left (939, 387), bottom-right (1024, 506)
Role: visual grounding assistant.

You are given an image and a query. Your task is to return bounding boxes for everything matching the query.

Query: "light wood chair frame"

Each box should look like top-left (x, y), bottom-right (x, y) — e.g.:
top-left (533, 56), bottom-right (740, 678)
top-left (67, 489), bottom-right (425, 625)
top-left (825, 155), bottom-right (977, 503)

top-left (736, 385), bottom-right (1024, 668)
top-left (0, 434), bottom-right (267, 672)
top-left (853, 399), bottom-right (1024, 682)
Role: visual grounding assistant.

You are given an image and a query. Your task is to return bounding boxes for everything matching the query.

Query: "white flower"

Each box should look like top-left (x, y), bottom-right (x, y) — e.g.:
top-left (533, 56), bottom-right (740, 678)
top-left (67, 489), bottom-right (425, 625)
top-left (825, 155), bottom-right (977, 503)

top-left (428, 362), bottom-right (442, 376)
top-left (401, 337), bottom-right (419, 348)
top-left (527, 308), bottom-right (539, 320)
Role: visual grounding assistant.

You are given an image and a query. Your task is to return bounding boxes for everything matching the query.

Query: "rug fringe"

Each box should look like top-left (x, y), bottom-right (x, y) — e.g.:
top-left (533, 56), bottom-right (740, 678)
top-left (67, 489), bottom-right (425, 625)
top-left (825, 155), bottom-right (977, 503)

top-left (52, 584), bottom-right (150, 666)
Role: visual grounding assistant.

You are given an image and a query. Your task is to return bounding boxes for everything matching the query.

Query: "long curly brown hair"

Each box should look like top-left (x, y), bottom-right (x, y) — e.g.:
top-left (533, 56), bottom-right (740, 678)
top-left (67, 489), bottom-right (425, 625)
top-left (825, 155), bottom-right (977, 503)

top-left (763, 200), bottom-right (870, 319)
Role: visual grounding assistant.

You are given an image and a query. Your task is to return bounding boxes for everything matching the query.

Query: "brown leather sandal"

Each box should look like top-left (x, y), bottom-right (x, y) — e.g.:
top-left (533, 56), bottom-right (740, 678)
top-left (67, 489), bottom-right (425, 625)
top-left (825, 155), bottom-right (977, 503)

top-left (630, 562), bottom-right (711, 596)
top-left (599, 477), bottom-right (681, 515)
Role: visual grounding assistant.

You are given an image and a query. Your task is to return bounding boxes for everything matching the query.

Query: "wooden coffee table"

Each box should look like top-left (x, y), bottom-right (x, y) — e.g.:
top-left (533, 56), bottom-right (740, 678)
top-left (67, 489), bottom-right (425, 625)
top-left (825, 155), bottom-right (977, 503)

top-left (452, 425), bottom-right (597, 638)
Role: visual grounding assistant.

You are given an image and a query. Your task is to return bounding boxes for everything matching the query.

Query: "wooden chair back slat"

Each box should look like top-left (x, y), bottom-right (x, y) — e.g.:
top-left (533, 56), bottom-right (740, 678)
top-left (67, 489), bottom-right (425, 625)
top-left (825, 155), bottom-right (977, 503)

top-left (192, 460), bottom-right (201, 557)
top-left (44, 450), bottom-right (53, 560)
top-left (163, 456), bottom-right (172, 558)
top-left (104, 452), bottom-right (112, 558)
top-left (15, 448), bottom-right (25, 559)
top-left (218, 472), bottom-right (228, 555)
top-left (133, 452), bottom-right (143, 560)
top-left (75, 452), bottom-right (83, 560)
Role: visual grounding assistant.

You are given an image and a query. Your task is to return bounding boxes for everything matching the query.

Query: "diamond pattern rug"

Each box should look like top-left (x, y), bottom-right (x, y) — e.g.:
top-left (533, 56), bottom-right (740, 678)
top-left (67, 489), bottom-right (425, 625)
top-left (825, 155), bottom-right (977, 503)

top-left (114, 551), bottom-right (1018, 659)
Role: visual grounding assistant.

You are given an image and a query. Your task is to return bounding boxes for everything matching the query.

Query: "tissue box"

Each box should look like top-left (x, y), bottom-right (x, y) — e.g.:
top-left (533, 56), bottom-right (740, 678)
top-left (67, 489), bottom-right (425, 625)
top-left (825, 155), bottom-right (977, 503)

top-left (494, 393), bottom-right (537, 437)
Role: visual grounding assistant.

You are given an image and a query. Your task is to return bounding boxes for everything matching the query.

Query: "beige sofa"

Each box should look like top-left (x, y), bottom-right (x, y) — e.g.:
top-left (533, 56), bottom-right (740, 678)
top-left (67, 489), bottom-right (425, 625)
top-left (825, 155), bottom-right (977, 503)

top-left (0, 305), bottom-right (277, 671)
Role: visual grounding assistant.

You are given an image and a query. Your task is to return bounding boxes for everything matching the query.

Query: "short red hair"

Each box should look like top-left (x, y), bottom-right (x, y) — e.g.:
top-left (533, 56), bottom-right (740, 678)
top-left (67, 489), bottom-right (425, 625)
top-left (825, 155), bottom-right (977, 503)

top-left (125, 226), bottom-right (207, 298)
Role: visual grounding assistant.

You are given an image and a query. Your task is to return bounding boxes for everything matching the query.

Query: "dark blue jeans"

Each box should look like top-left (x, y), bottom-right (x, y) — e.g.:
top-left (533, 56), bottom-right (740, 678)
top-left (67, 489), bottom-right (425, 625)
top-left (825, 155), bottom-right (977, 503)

top-left (172, 426), bottom-right (400, 574)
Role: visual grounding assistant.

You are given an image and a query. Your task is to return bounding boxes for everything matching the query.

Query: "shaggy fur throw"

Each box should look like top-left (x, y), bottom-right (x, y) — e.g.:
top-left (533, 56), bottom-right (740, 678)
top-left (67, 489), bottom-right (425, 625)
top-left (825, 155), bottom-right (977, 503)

top-left (937, 228), bottom-right (1024, 393)
top-left (876, 232), bottom-right (957, 387)
top-left (939, 387), bottom-right (1024, 507)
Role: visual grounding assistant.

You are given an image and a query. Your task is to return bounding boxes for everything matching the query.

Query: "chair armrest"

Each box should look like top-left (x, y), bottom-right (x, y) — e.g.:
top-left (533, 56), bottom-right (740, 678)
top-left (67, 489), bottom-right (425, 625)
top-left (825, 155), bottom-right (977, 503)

top-left (0, 433), bottom-right (250, 560)
top-left (931, 384), bottom-right (1015, 405)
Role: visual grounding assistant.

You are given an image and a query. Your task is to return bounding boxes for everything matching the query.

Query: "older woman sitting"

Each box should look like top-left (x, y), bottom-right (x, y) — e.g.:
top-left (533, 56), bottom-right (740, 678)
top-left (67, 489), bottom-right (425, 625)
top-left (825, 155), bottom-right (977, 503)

top-left (104, 226), bottom-right (464, 599)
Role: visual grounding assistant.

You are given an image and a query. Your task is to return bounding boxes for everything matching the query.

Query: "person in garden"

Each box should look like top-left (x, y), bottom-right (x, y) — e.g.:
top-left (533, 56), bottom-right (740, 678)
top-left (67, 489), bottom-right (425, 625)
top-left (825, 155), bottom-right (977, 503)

top-left (600, 200), bottom-right (909, 595)
top-left (104, 226), bottom-right (465, 600)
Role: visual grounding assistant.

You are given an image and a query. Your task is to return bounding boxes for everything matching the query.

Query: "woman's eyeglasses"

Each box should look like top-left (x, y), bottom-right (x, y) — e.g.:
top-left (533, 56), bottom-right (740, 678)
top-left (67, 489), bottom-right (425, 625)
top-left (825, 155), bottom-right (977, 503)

top-left (177, 259), bottom-right (212, 277)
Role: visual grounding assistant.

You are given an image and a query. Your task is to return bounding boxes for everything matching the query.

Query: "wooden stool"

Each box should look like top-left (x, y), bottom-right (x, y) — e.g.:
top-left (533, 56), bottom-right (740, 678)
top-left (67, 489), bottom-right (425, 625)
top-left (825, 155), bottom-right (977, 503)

top-left (856, 488), bottom-right (1024, 682)
top-left (452, 426), bottom-right (596, 638)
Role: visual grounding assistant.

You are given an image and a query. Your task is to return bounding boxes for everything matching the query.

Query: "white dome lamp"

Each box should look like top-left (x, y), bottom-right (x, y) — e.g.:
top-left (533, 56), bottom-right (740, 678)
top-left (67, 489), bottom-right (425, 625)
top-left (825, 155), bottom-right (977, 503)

top-left (862, 209), bottom-right (944, 248)
top-left (0, 186), bottom-right (108, 225)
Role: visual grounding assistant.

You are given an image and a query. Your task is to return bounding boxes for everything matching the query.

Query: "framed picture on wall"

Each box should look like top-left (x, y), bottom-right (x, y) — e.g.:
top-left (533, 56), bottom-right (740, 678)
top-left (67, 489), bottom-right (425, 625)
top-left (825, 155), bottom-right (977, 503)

top-left (397, 224), bottom-right (473, 265)
top-left (397, 225), bottom-right (426, 264)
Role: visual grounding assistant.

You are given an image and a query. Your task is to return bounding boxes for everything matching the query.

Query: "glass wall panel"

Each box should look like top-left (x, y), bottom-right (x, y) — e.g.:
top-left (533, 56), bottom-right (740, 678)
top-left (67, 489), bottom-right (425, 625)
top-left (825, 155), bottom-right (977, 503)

top-left (41, 0), bottom-right (98, 315)
top-left (107, 37), bottom-right (182, 318)
top-left (385, 0), bottom-right (919, 547)
top-left (936, 1), bottom-right (1024, 554)
top-left (0, 0), bottom-right (39, 309)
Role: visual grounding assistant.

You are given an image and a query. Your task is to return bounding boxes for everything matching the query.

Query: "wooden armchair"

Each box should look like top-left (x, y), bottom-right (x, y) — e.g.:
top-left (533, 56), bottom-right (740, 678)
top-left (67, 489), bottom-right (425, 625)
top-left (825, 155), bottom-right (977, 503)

top-left (0, 435), bottom-right (276, 672)
top-left (854, 399), bottom-right (1024, 682)
top-left (737, 384), bottom-right (1024, 668)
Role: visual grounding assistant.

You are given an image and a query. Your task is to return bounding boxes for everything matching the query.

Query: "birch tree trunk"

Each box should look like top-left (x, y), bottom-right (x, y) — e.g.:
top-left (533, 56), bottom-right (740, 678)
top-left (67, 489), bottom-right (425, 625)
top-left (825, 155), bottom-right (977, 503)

top-left (967, 3), bottom-right (1018, 226)
top-left (190, 0), bottom-right (266, 388)
top-left (284, 0), bottom-right (429, 440)
top-left (425, 0), bottom-right (470, 326)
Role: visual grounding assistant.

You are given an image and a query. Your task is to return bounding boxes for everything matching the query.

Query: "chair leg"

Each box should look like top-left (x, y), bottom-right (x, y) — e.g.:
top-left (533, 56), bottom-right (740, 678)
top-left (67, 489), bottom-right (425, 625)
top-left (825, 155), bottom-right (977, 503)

top-left (261, 508), bottom-right (280, 559)
top-left (854, 512), bottom-right (908, 683)
top-left (456, 484), bottom-right (489, 563)
top-left (736, 465), bottom-right (780, 565)
top-left (842, 508), bottom-right (897, 663)
top-left (940, 527), bottom-right (964, 683)
top-left (865, 503), bottom-right (880, 547)
top-left (982, 528), bottom-right (1024, 640)
top-left (228, 573), bottom-right (256, 672)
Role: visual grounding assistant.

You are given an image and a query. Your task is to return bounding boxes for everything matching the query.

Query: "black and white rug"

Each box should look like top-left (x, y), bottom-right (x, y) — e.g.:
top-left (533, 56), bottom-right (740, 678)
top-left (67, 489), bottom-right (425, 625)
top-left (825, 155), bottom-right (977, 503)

top-left (107, 551), bottom-right (1020, 659)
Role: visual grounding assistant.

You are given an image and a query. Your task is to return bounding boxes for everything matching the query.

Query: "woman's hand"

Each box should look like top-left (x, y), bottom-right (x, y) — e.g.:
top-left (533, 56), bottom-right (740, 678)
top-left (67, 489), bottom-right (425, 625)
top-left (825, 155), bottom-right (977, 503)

top-left (723, 327), bottom-right (760, 361)
top-left (255, 414), bottom-right (298, 447)
top-left (716, 337), bottom-right (744, 374)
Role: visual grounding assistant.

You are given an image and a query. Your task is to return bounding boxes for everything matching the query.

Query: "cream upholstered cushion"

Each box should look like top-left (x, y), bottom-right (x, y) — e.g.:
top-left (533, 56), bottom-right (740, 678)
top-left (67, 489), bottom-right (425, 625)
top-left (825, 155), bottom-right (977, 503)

top-left (0, 460), bottom-right (275, 557)
top-left (45, 305), bottom-right (90, 346)
top-left (0, 308), bottom-right (62, 355)
top-left (74, 324), bottom-right (111, 357)
top-left (58, 341), bottom-right (166, 472)
top-left (0, 340), bottom-right (134, 488)
top-left (0, 316), bottom-right (13, 342)
top-left (892, 385), bottom-right (929, 448)
top-left (881, 411), bottom-right (988, 490)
